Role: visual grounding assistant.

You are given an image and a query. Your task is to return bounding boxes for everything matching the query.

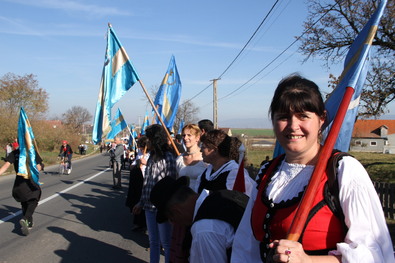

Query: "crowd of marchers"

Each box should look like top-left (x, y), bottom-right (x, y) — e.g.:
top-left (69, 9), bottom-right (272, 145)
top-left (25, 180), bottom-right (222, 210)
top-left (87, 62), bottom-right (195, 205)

top-left (109, 75), bottom-right (395, 263)
top-left (3, 74), bottom-right (394, 263)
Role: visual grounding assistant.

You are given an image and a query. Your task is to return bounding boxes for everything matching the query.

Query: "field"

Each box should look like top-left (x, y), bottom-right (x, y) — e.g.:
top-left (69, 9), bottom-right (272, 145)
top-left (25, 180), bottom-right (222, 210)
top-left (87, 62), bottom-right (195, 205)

top-left (232, 128), bottom-right (274, 137)
top-left (245, 147), bottom-right (395, 183)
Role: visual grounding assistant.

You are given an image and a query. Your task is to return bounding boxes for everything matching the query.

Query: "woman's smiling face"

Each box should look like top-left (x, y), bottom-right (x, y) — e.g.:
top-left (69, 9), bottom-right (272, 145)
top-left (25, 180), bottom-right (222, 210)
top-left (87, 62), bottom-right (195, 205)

top-left (273, 110), bottom-right (325, 161)
top-left (182, 128), bottom-right (200, 148)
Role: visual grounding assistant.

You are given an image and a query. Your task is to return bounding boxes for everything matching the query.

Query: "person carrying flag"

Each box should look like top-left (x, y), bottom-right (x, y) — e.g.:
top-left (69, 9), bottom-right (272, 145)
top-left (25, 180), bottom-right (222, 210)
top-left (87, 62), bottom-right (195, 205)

top-left (231, 74), bottom-right (394, 263)
top-left (0, 143), bottom-right (44, 236)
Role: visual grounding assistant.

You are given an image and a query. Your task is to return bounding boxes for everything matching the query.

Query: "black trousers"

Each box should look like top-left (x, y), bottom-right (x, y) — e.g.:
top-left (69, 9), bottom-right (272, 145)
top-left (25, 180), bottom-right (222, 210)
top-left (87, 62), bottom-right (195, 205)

top-left (21, 199), bottom-right (38, 225)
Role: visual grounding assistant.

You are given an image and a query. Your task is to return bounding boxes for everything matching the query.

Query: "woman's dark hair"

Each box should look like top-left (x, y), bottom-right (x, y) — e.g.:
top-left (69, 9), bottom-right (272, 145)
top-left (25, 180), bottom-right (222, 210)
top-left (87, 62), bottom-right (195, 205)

top-left (198, 119), bottom-right (214, 133)
top-left (229, 136), bottom-right (244, 163)
top-left (145, 124), bottom-right (171, 159)
top-left (137, 136), bottom-right (148, 148)
top-left (200, 129), bottom-right (231, 158)
top-left (269, 74), bottom-right (326, 121)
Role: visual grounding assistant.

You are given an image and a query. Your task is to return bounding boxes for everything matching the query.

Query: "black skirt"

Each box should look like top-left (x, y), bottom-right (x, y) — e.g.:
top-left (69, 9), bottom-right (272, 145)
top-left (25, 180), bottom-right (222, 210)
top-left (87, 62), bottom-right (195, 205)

top-left (12, 175), bottom-right (41, 203)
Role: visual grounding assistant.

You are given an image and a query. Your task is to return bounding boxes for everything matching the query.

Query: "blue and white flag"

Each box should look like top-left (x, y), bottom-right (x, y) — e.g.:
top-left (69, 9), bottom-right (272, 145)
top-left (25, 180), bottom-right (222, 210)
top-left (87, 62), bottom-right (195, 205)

top-left (17, 107), bottom-right (41, 185)
top-left (107, 108), bottom-right (128, 139)
top-left (129, 124), bottom-right (138, 150)
top-left (141, 111), bottom-right (150, 135)
top-left (153, 55), bottom-right (182, 130)
top-left (92, 24), bottom-right (140, 144)
top-left (322, 0), bottom-right (387, 152)
top-left (178, 119), bottom-right (185, 135)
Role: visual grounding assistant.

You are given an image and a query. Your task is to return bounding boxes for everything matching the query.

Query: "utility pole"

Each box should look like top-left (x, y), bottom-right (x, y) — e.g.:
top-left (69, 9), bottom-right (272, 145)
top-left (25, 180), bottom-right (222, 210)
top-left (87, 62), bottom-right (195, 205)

top-left (211, 78), bottom-right (220, 129)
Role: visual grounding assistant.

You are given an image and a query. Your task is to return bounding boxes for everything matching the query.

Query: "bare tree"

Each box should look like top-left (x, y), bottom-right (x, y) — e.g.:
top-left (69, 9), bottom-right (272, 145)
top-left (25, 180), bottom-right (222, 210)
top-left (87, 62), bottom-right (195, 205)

top-left (0, 73), bottom-right (48, 145)
top-left (0, 73), bottom-right (48, 118)
top-left (299, 0), bottom-right (395, 118)
top-left (173, 100), bottom-right (200, 134)
top-left (62, 106), bottom-right (93, 134)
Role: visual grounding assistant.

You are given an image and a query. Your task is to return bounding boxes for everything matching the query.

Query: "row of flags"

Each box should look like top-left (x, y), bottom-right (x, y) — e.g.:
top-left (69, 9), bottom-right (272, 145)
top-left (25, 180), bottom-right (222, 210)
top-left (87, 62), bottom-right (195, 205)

top-left (92, 24), bottom-right (183, 144)
top-left (104, 104), bottom-right (186, 142)
top-left (92, 0), bottom-right (387, 198)
top-left (92, 24), bottom-right (140, 145)
top-left (9, 0), bottom-right (386, 205)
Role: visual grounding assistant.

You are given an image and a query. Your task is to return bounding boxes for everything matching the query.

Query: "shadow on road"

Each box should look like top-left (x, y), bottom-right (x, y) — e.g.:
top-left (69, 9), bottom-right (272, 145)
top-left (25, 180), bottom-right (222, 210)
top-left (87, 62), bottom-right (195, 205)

top-left (48, 226), bottom-right (147, 263)
top-left (46, 169), bottom-right (150, 261)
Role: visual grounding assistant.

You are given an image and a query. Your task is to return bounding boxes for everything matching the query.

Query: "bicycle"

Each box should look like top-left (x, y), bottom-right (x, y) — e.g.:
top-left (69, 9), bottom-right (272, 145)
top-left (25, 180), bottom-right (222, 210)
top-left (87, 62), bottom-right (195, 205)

top-left (58, 156), bottom-right (71, 175)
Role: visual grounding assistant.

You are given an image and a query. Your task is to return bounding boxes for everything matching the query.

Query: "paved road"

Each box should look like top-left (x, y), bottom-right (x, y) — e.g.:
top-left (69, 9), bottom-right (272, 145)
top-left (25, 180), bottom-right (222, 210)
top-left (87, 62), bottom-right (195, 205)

top-left (0, 153), bottom-right (162, 263)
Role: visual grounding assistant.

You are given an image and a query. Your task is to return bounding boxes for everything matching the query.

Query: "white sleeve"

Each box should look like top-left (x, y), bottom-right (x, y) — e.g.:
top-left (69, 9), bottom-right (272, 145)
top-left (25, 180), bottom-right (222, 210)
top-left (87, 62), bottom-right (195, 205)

top-left (332, 156), bottom-right (395, 263)
top-left (190, 219), bottom-right (234, 263)
top-left (176, 155), bottom-right (185, 175)
top-left (226, 169), bottom-right (257, 198)
top-left (231, 186), bottom-right (262, 262)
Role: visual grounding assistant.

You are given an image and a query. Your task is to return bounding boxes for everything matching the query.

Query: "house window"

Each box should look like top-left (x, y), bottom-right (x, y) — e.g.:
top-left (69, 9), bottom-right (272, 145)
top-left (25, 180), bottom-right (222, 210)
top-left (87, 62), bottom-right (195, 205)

top-left (355, 140), bottom-right (362, 145)
top-left (370, 141), bottom-right (377, 146)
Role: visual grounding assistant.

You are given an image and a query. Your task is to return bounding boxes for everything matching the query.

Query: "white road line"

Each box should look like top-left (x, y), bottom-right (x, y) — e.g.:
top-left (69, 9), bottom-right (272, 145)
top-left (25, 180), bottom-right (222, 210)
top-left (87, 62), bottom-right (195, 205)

top-left (0, 168), bottom-right (110, 225)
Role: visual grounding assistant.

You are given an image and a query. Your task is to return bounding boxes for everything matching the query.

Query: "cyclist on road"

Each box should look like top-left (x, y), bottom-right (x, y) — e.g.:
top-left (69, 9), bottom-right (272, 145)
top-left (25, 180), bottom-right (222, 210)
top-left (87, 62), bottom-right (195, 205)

top-left (59, 140), bottom-right (73, 174)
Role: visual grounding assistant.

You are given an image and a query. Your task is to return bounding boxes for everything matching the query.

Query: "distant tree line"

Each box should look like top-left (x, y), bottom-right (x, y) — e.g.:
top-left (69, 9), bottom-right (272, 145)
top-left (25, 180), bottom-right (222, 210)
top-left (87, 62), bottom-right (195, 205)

top-left (0, 73), bottom-right (92, 151)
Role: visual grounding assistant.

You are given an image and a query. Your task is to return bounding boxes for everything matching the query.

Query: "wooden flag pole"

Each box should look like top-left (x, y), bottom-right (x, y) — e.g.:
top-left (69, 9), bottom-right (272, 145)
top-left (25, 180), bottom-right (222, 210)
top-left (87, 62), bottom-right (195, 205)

top-left (286, 86), bottom-right (355, 241)
top-left (138, 80), bottom-right (180, 156)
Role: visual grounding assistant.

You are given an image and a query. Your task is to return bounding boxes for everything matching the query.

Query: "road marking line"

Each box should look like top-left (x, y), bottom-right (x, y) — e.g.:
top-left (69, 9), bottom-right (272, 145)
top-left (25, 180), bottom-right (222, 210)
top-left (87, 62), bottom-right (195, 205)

top-left (0, 168), bottom-right (110, 225)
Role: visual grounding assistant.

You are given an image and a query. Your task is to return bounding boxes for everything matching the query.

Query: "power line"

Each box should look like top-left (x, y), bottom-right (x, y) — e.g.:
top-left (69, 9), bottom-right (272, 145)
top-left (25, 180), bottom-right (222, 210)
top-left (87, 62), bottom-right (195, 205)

top-left (217, 1), bottom-right (341, 102)
top-left (185, 0), bottom-right (280, 103)
top-left (216, 0), bottom-right (280, 80)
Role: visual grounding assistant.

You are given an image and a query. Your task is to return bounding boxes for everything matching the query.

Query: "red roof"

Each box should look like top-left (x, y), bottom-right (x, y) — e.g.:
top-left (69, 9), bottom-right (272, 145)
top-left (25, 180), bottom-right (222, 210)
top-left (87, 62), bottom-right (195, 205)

top-left (352, 119), bottom-right (395, 138)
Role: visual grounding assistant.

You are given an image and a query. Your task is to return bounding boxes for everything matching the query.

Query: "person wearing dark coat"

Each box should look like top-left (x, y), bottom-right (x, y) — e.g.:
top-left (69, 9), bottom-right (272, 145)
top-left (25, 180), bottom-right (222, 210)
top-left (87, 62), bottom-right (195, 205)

top-left (0, 146), bottom-right (43, 236)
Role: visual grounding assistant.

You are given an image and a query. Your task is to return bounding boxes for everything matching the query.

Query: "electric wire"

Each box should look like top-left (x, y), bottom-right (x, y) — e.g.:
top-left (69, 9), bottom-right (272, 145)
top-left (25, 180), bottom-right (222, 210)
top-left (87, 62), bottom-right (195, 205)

top-left (185, 0), bottom-right (280, 103)
top-left (217, 1), bottom-right (341, 102)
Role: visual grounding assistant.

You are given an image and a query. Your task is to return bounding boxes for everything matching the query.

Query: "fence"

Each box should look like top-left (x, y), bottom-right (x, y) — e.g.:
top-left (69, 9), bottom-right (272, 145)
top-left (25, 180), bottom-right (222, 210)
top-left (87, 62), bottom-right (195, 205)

top-left (245, 166), bottom-right (395, 220)
top-left (374, 182), bottom-right (395, 220)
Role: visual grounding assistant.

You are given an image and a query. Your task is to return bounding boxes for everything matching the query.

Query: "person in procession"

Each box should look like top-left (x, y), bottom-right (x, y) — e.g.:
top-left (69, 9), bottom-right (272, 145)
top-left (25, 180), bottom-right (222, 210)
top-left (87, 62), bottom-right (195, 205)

top-left (197, 119), bottom-right (214, 136)
top-left (0, 144), bottom-right (44, 236)
top-left (195, 129), bottom-right (255, 197)
top-left (231, 74), bottom-right (395, 263)
top-left (58, 140), bottom-right (73, 174)
top-left (176, 124), bottom-right (208, 192)
top-left (132, 124), bottom-right (177, 263)
top-left (125, 135), bottom-right (149, 231)
top-left (172, 124), bottom-right (208, 262)
top-left (174, 134), bottom-right (186, 154)
top-left (111, 136), bottom-right (125, 189)
top-left (150, 176), bottom-right (249, 263)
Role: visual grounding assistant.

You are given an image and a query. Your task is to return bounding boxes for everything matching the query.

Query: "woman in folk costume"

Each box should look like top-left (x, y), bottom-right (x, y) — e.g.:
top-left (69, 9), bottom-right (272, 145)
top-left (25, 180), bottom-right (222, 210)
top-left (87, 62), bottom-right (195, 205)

top-left (231, 74), bottom-right (394, 263)
top-left (176, 124), bottom-right (208, 192)
top-left (195, 129), bottom-right (255, 197)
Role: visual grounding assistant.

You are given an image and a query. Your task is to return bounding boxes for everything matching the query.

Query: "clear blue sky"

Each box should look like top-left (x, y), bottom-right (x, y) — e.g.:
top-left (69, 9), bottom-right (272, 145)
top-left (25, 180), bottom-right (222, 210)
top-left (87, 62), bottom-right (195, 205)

top-left (0, 0), bottom-right (392, 128)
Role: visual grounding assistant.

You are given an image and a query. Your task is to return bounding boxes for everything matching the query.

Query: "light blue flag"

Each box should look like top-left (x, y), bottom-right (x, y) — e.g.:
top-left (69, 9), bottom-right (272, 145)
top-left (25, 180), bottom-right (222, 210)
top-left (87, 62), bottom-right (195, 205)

top-left (129, 124), bottom-right (138, 150)
top-left (107, 108), bottom-right (128, 140)
top-left (141, 111), bottom-right (150, 135)
top-left (322, 0), bottom-right (387, 152)
top-left (178, 119), bottom-right (185, 135)
top-left (92, 24), bottom-right (140, 144)
top-left (17, 107), bottom-right (41, 185)
top-left (273, 0), bottom-right (387, 157)
top-left (153, 55), bottom-right (182, 130)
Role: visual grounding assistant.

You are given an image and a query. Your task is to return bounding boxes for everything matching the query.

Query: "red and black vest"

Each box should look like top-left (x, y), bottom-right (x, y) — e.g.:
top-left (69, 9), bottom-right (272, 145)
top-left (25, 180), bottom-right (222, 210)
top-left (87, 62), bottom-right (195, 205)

top-left (251, 153), bottom-right (347, 260)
